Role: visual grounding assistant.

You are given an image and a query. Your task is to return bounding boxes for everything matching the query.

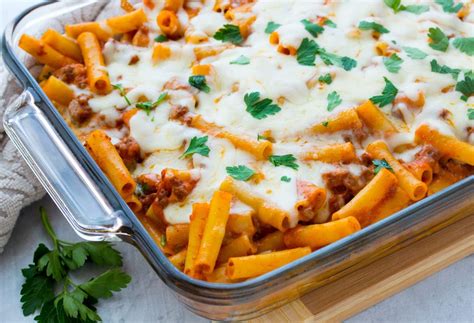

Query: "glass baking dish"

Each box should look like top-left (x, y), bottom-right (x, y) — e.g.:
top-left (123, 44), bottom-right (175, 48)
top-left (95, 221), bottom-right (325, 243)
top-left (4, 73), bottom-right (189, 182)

top-left (2, 1), bottom-right (473, 320)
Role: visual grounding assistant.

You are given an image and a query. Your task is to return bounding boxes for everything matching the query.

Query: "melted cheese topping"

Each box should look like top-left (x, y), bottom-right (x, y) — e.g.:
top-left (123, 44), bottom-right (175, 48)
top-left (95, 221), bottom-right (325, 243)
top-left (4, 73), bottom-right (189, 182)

top-left (87, 0), bottom-right (473, 225)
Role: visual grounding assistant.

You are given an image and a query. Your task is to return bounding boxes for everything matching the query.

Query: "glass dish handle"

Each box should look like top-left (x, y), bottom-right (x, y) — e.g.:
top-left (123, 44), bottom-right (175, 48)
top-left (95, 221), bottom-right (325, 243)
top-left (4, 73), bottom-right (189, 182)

top-left (3, 89), bottom-right (131, 241)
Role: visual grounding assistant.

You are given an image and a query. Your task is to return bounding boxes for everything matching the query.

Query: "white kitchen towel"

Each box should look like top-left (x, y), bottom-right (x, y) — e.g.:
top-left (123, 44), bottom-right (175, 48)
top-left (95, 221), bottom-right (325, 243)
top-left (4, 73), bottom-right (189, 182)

top-left (0, 0), bottom-right (120, 252)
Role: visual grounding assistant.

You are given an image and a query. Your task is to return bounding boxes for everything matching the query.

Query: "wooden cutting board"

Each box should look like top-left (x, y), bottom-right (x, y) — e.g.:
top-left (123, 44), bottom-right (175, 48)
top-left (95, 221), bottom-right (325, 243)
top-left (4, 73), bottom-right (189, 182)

top-left (250, 213), bottom-right (474, 322)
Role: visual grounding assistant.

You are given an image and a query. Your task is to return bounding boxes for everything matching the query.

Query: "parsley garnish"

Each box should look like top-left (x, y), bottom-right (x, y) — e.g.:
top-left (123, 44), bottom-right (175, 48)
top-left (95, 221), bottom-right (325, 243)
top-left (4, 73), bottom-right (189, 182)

top-left (189, 75), bottom-right (211, 93)
top-left (257, 134), bottom-right (270, 141)
top-left (373, 159), bottom-right (393, 174)
top-left (301, 19), bottom-right (324, 37)
top-left (452, 38), bottom-right (474, 56)
top-left (358, 21), bottom-right (390, 34)
top-left (281, 176), bottom-right (291, 182)
top-left (20, 208), bottom-right (130, 322)
top-left (383, 0), bottom-right (429, 14)
top-left (136, 93), bottom-right (168, 115)
top-left (319, 73), bottom-right (333, 84)
top-left (321, 121), bottom-right (329, 127)
top-left (403, 46), bottom-right (428, 59)
top-left (226, 165), bottom-right (255, 181)
top-left (112, 84), bottom-right (131, 105)
top-left (244, 92), bottom-right (281, 119)
top-left (370, 77), bottom-right (399, 107)
top-left (323, 19), bottom-right (337, 28)
top-left (160, 234), bottom-right (167, 247)
top-left (181, 136), bottom-right (210, 158)
top-left (265, 21), bottom-right (281, 34)
top-left (455, 75), bottom-right (474, 101)
top-left (430, 59), bottom-right (461, 80)
top-left (318, 48), bottom-right (357, 71)
top-left (269, 154), bottom-right (299, 170)
top-left (435, 0), bottom-right (463, 13)
top-left (297, 38), bottom-right (319, 66)
top-left (468, 108), bottom-right (474, 120)
top-left (327, 91), bottom-right (342, 111)
top-left (230, 55), bottom-right (250, 65)
top-left (383, 53), bottom-right (403, 73)
top-left (428, 27), bottom-right (449, 52)
top-left (154, 34), bottom-right (168, 42)
top-left (214, 24), bottom-right (243, 45)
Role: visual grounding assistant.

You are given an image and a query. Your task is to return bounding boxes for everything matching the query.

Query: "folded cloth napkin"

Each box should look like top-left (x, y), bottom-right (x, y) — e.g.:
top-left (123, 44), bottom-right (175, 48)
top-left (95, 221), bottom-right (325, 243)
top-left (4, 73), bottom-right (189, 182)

top-left (0, 0), bottom-right (119, 252)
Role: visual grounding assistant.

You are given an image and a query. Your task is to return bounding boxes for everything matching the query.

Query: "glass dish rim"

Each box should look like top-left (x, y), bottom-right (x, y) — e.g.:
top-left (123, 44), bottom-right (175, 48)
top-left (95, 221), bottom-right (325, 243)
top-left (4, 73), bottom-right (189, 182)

top-left (3, 0), bottom-right (473, 297)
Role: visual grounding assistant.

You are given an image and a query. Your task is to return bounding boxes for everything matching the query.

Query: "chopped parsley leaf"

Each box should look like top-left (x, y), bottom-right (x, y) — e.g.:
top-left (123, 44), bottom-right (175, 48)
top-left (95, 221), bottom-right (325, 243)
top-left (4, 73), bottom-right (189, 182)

top-left (136, 93), bottom-right (168, 115)
top-left (160, 235), bottom-right (167, 247)
top-left (455, 76), bottom-right (474, 101)
top-left (373, 159), bottom-right (393, 174)
top-left (281, 176), bottom-right (291, 182)
top-left (269, 154), bottom-right (299, 170)
top-left (265, 21), bottom-right (281, 34)
top-left (226, 165), bottom-right (255, 181)
top-left (428, 27), bottom-right (449, 52)
top-left (402, 5), bottom-right (429, 14)
top-left (370, 77), bottom-right (399, 107)
top-left (384, 0), bottom-right (403, 12)
top-left (181, 136), bottom-right (210, 158)
top-left (230, 55), bottom-right (250, 65)
top-left (430, 59), bottom-right (461, 80)
top-left (323, 19), bottom-right (337, 28)
top-left (403, 46), bottom-right (428, 59)
top-left (301, 19), bottom-right (324, 37)
top-left (214, 24), bottom-right (243, 45)
top-left (112, 84), bottom-right (131, 105)
top-left (383, 53), bottom-right (403, 73)
top-left (154, 34), bottom-right (168, 42)
top-left (297, 38), bottom-right (319, 66)
top-left (468, 108), bottom-right (474, 120)
top-left (321, 121), bottom-right (329, 127)
top-left (452, 38), bottom-right (474, 56)
top-left (244, 92), bottom-right (281, 119)
top-left (327, 91), bottom-right (342, 112)
top-left (358, 21), bottom-right (390, 34)
top-left (435, 0), bottom-right (463, 13)
top-left (319, 73), bottom-right (333, 84)
top-left (189, 75), bottom-right (210, 93)
top-left (317, 48), bottom-right (357, 71)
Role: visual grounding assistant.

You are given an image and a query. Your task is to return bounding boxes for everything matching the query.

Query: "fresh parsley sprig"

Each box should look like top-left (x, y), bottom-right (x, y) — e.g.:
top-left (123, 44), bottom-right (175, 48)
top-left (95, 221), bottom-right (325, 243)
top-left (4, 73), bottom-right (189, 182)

top-left (384, 0), bottom-right (429, 14)
top-left (189, 75), bottom-right (211, 93)
top-left (435, 0), bottom-right (463, 13)
top-left (226, 165), bottom-right (255, 181)
top-left (297, 38), bottom-right (319, 66)
top-left (265, 21), bottom-right (281, 34)
top-left (370, 77), bottom-right (399, 107)
top-left (181, 136), bottom-right (210, 158)
top-left (430, 59), bottom-right (461, 80)
top-left (269, 154), bottom-right (299, 170)
top-left (319, 73), bottom-right (333, 84)
top-left (301, 19), bottom-right (324, 37)
top-left (244, 92), bottom-right (281, 119)
top-left (20, 208), bottom-right (130, 323)
top-left (230, 55), bottom-right (250, 65)
top-left (452, 37), bottom-right (474, 56)
top-left (214, 24), bottom-right (243, 45)
top-left (467, 108), bottom-right (474, 120)
top-left (383, 53), bottom-right (403, 73)
top-left (373, 159), bottom-right (393, 174)
top-left (154, 34), bottom-right (168, 43)
top-left (428, 27), bottom-right (449, 52)
top-left (358, 21), bottom-right (390, 34)
top-left (112, 84), bottom-right (131, 106)
top-left (327, 91), bottom-right (342, 111)
top-left (317, 48), bottom-right (357, 71)
top-left (403, 46), bottom-right (428, 60)
top-left (136, 93), bottom-right (168, 115)
top-left (455, 75), bottom-right (474, 101)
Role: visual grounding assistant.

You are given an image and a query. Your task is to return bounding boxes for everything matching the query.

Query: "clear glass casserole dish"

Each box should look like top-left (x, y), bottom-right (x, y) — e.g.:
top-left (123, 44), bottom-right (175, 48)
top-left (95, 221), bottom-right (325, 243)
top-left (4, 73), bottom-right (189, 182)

top-left (2, 1), bottom-right (473, 320)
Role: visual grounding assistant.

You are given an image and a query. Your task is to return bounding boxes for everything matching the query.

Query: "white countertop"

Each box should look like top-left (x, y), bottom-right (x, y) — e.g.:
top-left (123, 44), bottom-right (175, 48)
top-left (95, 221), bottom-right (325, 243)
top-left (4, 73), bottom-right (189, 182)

top-left (1, 1), bottom-right (473, 322)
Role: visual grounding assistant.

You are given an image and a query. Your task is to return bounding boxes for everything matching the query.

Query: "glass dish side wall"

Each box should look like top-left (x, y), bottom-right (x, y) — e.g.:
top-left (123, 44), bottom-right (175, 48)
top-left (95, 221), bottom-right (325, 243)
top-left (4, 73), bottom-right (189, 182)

top-left (3, 1), bottom-right (474, 321)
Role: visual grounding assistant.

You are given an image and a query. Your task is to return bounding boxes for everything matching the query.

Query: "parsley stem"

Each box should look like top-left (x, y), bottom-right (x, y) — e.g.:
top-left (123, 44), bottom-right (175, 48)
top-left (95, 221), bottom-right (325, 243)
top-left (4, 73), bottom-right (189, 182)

top-left (40, 207), bottom-right (58, 248)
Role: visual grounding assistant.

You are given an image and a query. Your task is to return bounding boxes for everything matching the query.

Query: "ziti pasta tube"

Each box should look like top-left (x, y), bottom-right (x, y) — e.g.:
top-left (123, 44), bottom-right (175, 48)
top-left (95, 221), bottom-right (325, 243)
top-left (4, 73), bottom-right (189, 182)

top-left (41, 76), bottom-right (75, 106)
top-left (165, 223), bottom-right (190, 252)
top-left (356, 100), bottom-right (397, 135)
top-left (366, 140), bottom-right (427, 201)
top-left (303, 142), bottom-right (356, 164)
top-left (226, 247), bottom-right (311, 280)
top-left (283, 217), bottom-right (361, 250)
top-left (106, 9), bottom-right (148, 34)
top-left (85, 130), bottom-right (136, 198)
top-left (217, 234), bottom-right (256, 264)
top-left (195, 191), bottom-right (232, 274)
top-left (415, 124), bottom-right (474, 166)
top-left (41, 29), bottom-right (83, 62)
top-left (19, 34), bottom-right (77, 69)
top-left (311, 109), bottom-right (363, 134)
top-left (77, 32), bottom-right (112, 94)
top-left (184, 203), bottom-right (209, 277)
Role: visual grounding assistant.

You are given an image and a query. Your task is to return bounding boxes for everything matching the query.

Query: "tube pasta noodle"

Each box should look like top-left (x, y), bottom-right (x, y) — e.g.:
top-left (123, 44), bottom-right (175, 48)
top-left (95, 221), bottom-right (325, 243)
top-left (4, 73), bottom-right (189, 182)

top-left (41, 76), bottom-right (75, 106)
top-left (184, 203), bottom-right (209, 277)
top-left (77, 32), bottom-right (112, 94)
top-left (191, 115), bottom-right (273, 160)
top-left (85, 130), bottom-right (136, 198)
top-left (220, 177), bottom-right (290, 232)
top-left (226, 247), bottom-right (311, 280)
top-left (195, 191), bottom-right (232, 274)
top-left (332, 168), bottom-right (398, 227)
top-left (41, 29), bottom-right (83, 62)
top-left (19, 35), bottom-right (77, 69)
top-left (19, 0), bottom-right (474, 283)
top-left (415, 125), bottom-right (474, 166)
top-left (366, 140), bottom-right (427, 201)
top-left (283, 216), bottom-right (361, 250)
top-left (311, 109), bottom-right (363, 134)
top-left (356, 100), bottom-right (397, 135)
top-left (303, 142), bottom-right (356, 164)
